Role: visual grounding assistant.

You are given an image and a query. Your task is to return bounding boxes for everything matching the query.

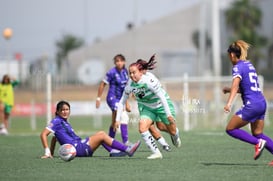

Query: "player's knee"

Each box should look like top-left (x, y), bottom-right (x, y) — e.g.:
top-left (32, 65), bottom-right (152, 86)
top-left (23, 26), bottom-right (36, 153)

top-left (156, 123), bottom-right (166, 131)
top-left (138, 127), bottom-right (147, 133)
top-left (96, 131), bottom-right (107, 137)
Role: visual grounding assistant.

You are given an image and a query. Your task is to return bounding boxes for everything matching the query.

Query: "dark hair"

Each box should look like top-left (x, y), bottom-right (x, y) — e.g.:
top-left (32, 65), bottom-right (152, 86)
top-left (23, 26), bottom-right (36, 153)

top-left (113, 54), bottom-right (126, 63)
top-left (131, 54), bottom-right (157, 71)
top-left (227, 42), bottom-right (241, 58)
top-left (55, 100), bottom-right (70, 116)
top-left (227, 40), bottom-right (250, 60)
top-left (2, 74), bottom-right (10, 84)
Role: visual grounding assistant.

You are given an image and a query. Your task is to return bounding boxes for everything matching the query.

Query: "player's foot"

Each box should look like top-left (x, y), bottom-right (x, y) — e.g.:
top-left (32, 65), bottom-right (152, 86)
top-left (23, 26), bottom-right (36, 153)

top-left (171, 128), bottom-right (181, 147)
top-left (110, 151), bottom-right (127, 157)
top-left (147, 152), bottom-right (163, 159)
top-left (127, 140), bottom-right (141, 157)
top-left (268, 160), bottom-right (273, 166)
top-left (125, 141), bottom-right (133, 146)
top-left (162, 145), bottom-right (171, 152)
top-left (0, 128), bottom-right (8, 135)
top-left (254, 139), bottom-right (266, 160)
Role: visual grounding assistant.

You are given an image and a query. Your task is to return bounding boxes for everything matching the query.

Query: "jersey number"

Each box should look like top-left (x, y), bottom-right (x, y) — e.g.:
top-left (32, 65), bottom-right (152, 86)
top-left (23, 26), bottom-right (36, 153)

top-left (249, 72), bottom-right (260, 92)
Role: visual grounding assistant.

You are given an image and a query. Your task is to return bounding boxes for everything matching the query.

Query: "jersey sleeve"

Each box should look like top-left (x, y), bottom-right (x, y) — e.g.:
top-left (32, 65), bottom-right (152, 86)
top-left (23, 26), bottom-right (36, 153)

top-left (146, 75), bottom-right (172, 117)
top-left (103, 70), bottom-right (112, 84)
top-left (46, 118), bottom-right (60, 134)
top-left (232, 64), bottom-right (242, 80)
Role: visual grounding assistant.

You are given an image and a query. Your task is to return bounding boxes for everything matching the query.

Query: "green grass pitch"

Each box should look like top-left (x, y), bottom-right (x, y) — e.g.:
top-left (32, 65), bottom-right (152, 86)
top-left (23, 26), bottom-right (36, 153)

top-left (0, 116), bottom-right (273, 181)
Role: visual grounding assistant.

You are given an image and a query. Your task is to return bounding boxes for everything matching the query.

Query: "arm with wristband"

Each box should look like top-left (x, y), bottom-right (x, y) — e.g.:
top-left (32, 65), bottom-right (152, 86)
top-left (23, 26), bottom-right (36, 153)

top-left (40, 128), bottom-right (53, 158)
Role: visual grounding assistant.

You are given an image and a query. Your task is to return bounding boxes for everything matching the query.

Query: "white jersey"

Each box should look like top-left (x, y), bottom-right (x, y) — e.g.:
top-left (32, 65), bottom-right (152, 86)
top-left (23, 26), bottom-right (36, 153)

top-left (116, 73), bottom-right (172, 122)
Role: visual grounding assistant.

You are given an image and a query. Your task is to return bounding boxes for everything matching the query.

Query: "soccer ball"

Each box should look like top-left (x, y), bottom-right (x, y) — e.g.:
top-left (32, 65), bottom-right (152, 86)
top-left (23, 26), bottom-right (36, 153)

top-left (58, 144), bottom-right (77, 162)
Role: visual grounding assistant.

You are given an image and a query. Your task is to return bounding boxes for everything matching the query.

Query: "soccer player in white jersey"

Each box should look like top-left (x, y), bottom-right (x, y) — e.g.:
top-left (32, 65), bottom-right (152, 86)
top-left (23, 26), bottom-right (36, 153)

top-left (136, 56), bottom-right (171, 151)
top-left (115, 55), bottom-right (181, 159)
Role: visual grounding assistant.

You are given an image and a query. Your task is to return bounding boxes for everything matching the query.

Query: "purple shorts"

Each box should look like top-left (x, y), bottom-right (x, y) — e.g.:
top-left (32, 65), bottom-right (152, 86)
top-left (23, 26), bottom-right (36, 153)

top-left (236, 100), bottom-right (266, 122)
top-left (75, 137), bottom-right (93, 157)
top-left (106, 96), bottom-right (120, 111)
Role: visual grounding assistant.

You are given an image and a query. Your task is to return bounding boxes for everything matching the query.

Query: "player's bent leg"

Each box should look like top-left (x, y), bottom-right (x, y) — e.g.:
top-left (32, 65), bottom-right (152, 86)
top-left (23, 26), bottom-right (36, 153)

top-left (226, 116), bottom-right (267, 160)
top-left (165, 124), bottom-right (181, 148)
top-left (139, 119), bottom-right (162, 158)
top-left (88, 131), bottom-right (109, 151)
top-left (149, 124), bottom-right (171, 151)
top-left (120, 111), bottom-right (130, 144)
top-left (156, 122), bottom-right (168, 132)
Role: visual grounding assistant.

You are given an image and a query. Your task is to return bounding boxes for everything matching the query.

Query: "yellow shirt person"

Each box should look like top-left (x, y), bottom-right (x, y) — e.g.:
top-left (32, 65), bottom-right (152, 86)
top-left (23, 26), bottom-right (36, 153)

top-left (0, 75), bottom-right (19, 135)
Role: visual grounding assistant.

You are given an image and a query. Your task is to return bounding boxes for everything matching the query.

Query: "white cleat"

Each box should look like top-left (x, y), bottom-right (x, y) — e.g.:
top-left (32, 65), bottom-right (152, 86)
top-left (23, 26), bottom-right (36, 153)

top-left (171, 128), bottom-right (181, 148)
top-left (0, 128), bottom-right (8, 135)
top-left (147, 152), bottom-right (163, 159)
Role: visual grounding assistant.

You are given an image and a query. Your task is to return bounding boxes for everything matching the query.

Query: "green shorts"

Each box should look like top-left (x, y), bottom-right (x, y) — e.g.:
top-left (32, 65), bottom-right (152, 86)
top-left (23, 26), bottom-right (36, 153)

top-left (4, 104), bottom-right (13, 114)
top-left (138, 100), bottom-right (176, 125)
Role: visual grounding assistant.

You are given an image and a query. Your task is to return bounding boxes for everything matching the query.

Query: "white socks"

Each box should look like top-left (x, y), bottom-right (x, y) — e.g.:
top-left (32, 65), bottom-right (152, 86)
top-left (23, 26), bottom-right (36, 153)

top-left (141, 131), bottom-right (161, 154)
top-left (157, 137), bottom-right (169, 147)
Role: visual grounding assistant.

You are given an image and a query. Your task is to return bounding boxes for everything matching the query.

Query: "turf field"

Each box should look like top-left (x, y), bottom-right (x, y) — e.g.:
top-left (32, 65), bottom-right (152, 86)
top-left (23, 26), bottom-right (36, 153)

top-left (0, 116), bottom-right (273, 181)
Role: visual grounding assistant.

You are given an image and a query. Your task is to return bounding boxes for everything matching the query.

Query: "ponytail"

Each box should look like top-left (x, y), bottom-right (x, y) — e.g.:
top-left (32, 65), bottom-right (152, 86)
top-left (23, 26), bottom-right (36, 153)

top-left (227, 40), bottom-right (250, 60)
top-left (135, 54), bottom-right (157, 71)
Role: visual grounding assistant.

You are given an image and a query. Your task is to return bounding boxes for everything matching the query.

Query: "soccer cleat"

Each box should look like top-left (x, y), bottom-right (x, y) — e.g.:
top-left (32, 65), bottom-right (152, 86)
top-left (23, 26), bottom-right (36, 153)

top-left (127, 140), bottom-right (141, 157)
top-left (254, 139), bottom-right (267, 160)
top-left (110, 151), bottom-right (127, 157)
top-left (125, 141), bottom-right (133, 146)
top-left (0, 128), bottom-right (8, 135)
top-left (171, 128), bottom-right (181, 148)
top-left (268, 160), bottom-right (273, 166)
top-left (147, 152), bottom-right (163, 159)
top-left (162, 145), bottom-right (171, 152)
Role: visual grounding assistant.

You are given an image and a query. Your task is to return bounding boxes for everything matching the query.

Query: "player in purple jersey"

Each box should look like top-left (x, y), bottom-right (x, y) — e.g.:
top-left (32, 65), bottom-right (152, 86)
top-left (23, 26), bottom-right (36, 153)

top-left (96, 54), bottom-right (131, 149)
top-left (40, 100), bottom-right (140, 159)
top-left (223, 40), bottom-right (273, 165)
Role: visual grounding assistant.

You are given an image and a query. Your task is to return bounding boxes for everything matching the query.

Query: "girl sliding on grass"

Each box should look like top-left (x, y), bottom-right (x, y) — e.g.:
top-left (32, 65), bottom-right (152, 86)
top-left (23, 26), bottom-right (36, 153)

top-left (40, 100), bottom-right (140, 159)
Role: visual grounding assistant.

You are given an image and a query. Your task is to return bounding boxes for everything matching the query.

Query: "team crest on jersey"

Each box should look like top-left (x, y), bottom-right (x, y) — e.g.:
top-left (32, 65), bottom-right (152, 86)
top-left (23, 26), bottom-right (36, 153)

top-left (233, 66), bottom-right (239, 72)
top-left (48, 123), bottom-right (54, 128)
top-left (132, 87), bottom-right (146, 99)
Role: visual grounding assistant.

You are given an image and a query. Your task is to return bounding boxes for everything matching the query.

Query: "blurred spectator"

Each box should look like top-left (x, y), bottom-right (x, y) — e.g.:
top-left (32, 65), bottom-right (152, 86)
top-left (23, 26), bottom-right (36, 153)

top-left (0, 74), bottom-right (19, 135)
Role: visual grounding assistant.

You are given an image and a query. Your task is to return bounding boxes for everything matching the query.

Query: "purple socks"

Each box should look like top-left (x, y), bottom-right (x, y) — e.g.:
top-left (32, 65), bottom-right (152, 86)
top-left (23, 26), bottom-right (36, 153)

top-left (120, 124), bottom-right (128, 144)
top-left (226, 129), bottom-right (258, 145)
top-left (226, 129), bottom-right (273, 154)
top-left (108, 126), bottom-right (116, 138)
top-left (104, 125), bottom-right (129, 152)
top-left (111, 140), bottom-right (127, 152)
top-left (109, 125), bottom-right (128, 144)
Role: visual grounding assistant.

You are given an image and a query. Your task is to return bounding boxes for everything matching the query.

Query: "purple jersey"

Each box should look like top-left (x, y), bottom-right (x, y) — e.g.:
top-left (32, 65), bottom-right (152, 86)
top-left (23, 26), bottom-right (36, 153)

top-left (46, 116), bottom-right (81, 145)
top-left (103, 67), bottom-right (128, 110)
top-left (232, 60), bottom-right (265, 105)
top-left (46, 116), bottom-right (93, 156)
top-left (232, 60), bottom-right (266, 122)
